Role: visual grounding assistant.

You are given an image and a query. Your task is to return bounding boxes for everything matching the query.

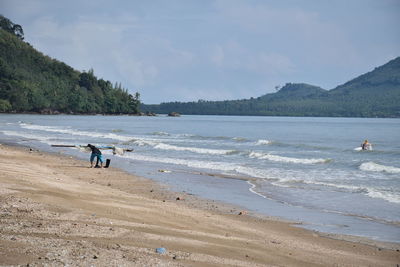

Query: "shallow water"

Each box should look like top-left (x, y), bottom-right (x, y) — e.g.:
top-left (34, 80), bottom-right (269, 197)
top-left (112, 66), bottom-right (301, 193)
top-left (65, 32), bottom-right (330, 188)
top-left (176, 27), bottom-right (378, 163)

top-left (1, 114), bottom-right (399, 242)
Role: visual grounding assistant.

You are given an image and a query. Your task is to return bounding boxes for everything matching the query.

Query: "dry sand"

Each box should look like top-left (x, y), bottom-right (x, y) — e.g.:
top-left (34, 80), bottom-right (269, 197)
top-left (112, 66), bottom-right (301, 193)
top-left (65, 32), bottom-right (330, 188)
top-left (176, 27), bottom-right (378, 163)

top-left (0, 144), bottom-right (399, 266)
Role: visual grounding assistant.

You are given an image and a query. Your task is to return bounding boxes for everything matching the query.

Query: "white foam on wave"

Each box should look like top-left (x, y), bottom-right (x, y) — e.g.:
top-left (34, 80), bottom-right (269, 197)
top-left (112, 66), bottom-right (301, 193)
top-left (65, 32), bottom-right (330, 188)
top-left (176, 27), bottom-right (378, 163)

top-left (127, 138), bottom-right (236, 155)
top-left (19, 123), bottom-right (234, 155)
top-left (366, 189), bottom-right (400, 204)
top-left (153, 143), bottom-right (236, 155)
top-left (255, 139), bottom-right (272, 145)
top-left (20, 123), bottom-right (132, 142)
top-left (1, 130), bottom-right (52, 142)
top-left (121, 153), bottom-right (274, 179)
top-left (249, 151), bottom-right (330, 164)
top-left (247, 181), bottom-right (268, 199)
top-left (323, 182), bottom-right (400, 204)
top-left (150, 131), bottom-right (170, 136)
top-left (360, 162), bottom-right (400, 174)
top-left (277, 179), bottom-right (400, 204)
top-left (232, 137), bottom-right (247, 142)
top-left (122, 153), bottom-right (239, 172)
top-left (120, 153), bottom-right (400, 204)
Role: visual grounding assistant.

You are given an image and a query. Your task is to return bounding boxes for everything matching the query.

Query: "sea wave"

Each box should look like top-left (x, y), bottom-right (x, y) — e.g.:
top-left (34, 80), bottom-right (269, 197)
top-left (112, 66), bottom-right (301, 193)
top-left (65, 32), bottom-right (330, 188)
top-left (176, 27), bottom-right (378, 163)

top-left (359, 162), bottom-right (400, 174)
top-left (149, 131), bottom-right (170, 136)
top-left (122, 152), bottom-right (400, 204)
top-left (247, 181), bottom-right (268, 199)
top-left (1, 130), bottom-right (52, 142)
top-left (270, 178), bottom-right (400, 204)
top-left (19, 123), bottom-right (132, 142)
top-left (177, 133), bottom-right (247, 142)
top-left (255, 139), bottom-right (273, 145)
top-left (232, 137), bottom-right (248, 142)
top-left (366, 189), bottom-right (400, 204)
top-left (129, 150), bottom-right (400, 205)
top-left (123, 137), bottom-right (238, 155)
top-left (122, 153), bottom-right (238, 172)
top-left (151, 142), bottom-right (237, 155)
top-left (120, 153), bottom-right (275, 179)
top-left (316, 182), bottom-right (400, 204)
top-left (248, 151), bottom-right (330, 164)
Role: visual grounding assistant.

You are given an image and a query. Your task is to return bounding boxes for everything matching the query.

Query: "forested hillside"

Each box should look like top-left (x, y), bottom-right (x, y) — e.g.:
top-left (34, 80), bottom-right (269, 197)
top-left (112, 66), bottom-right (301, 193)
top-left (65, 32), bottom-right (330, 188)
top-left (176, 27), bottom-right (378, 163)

top-left (0, 15), bottom-right (140, 114)
top-left (142, 57), bottom-right (400, 117)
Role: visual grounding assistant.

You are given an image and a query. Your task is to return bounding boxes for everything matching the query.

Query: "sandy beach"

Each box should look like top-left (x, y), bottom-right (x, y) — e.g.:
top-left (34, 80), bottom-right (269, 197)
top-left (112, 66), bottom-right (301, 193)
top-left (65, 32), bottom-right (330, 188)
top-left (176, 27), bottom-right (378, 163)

top-left (0, 144), bottom-right (399, 266)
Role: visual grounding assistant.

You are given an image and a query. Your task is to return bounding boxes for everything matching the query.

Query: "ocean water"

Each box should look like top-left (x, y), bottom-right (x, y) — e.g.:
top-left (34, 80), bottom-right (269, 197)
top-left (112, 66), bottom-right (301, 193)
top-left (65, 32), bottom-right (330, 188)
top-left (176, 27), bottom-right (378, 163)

top-left (1, 114), bottom-right (399, 243)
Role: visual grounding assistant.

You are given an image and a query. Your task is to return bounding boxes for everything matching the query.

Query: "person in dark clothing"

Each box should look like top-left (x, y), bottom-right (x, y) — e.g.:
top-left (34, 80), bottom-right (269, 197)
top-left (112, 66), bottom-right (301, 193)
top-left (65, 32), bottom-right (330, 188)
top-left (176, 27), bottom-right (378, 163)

top-left (361, 140), bottom-right (372, 150)
top-left (87, 144), bottom-right (104, 168)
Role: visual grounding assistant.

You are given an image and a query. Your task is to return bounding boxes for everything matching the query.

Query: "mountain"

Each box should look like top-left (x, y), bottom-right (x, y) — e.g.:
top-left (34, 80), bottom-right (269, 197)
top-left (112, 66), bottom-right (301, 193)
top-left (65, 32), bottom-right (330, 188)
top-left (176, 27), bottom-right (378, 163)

top-left (0, 15), bottom-right (140, 114)
top-left (142, 57), bottom-right (400, 117)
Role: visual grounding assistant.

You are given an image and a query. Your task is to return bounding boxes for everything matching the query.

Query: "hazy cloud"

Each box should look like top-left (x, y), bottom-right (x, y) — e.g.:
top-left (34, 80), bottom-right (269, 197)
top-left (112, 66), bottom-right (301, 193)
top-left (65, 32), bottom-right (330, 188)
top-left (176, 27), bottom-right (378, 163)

top-left (2, 0), bottom-right (399, 103)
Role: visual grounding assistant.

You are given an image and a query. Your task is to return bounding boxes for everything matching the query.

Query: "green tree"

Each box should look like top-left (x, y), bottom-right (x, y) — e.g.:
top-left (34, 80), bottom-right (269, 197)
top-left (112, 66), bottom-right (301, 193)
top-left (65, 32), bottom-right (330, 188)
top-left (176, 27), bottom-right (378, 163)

top-left (0, 99), bottom-right (11, 112)
top-left (0, 15), bottom-right (24, 40)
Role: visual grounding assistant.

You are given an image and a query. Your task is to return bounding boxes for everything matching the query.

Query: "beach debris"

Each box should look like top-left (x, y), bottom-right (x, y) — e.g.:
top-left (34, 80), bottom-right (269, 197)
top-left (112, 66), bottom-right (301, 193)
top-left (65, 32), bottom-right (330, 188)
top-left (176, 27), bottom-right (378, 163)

top-left (238, 211), bottom-right (247, 215)
top-left (176, 196), bottom-right (183, 201)
top-left (155, 247), bottom-right (167, 254)
top-left (158, 169), bottom-right (171, 173)
top-left (168, 112), bottom-right (181, 117)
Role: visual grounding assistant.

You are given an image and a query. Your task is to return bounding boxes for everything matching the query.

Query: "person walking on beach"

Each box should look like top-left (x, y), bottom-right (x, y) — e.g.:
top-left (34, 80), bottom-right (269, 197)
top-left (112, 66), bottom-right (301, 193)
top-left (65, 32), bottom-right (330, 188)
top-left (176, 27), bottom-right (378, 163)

top-left (87, 144), bottom-right (104, 168)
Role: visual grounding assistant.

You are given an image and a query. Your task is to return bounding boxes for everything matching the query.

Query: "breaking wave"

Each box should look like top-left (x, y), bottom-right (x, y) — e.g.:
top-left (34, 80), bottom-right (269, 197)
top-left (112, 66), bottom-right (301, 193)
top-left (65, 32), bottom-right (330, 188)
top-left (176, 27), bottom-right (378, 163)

top-left (360, 162), bottom-right (400, 174)
top-left (127, 138), bottom-right (237, 155)
top-left (268, 178), bottom-right (400, 204)
top-left (19, 123), bottom-right (132, 142)
top-left (311, 182), bottom-right (400, 204)
top-left (149, 131), bottom-right (170, 136)
top-left (1, 130), bottom-right (53, 142)
top-left (121, 153), bottom-right (400, 204)
top-left (255, 139), bottom-right (273, 145)
top-left (249, 151), bottom-right (330, 164)
top-left (152, 143), bottom-right (237, 155)
top-left (232, 137), bottom-right (248, 142)
top-left (366, 189), bottom-right (400, 204)
top-left (121, 153), bottom-right (272, 179)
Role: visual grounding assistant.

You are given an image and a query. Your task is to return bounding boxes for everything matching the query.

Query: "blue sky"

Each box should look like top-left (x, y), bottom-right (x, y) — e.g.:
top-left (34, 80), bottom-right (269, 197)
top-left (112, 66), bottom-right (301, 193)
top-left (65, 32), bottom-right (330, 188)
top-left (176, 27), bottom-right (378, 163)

top-left (2, 0), bottom-right (400, 103)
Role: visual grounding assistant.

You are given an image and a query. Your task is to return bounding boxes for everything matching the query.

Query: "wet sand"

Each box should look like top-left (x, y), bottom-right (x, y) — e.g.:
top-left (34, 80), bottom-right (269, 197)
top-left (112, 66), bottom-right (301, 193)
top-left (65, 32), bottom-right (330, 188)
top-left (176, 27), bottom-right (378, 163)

top-left (0, 144), bottom-right (399, 266)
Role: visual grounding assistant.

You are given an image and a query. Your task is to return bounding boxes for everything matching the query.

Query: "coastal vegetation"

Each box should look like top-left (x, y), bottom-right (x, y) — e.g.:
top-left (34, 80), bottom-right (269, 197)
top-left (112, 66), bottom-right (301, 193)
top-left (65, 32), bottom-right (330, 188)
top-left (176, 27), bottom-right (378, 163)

top-left (0, 15), bottom-right (140, 114)
top-left (142, 57), bottom-right (400, 118)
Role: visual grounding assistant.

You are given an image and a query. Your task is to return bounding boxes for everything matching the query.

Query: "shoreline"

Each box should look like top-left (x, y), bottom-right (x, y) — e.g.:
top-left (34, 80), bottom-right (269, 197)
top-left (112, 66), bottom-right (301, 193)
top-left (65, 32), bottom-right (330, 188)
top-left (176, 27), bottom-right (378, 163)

top-left (0, 143), bottom-right (399, 266)
top-left (3, 112), bottom-right (400, 119)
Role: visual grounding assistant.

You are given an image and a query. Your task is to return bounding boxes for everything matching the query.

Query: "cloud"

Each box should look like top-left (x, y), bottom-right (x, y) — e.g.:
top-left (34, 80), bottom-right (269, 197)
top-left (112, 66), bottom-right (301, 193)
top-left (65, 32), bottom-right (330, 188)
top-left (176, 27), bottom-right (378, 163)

top-left (213, 1), bottom-right (358, 66)
top-left (25, 13), bottom-right (196, 92)
top-left (211, 42), bottom-right (295, 76)
top-left (2, 0), bottom-right (399, 103)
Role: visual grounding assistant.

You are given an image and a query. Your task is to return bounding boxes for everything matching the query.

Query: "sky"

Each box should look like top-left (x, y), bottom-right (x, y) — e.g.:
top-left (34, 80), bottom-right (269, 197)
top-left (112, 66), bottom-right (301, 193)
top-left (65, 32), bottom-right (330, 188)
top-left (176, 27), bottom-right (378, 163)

top-left (2, 0), bottom-right (400, 104)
